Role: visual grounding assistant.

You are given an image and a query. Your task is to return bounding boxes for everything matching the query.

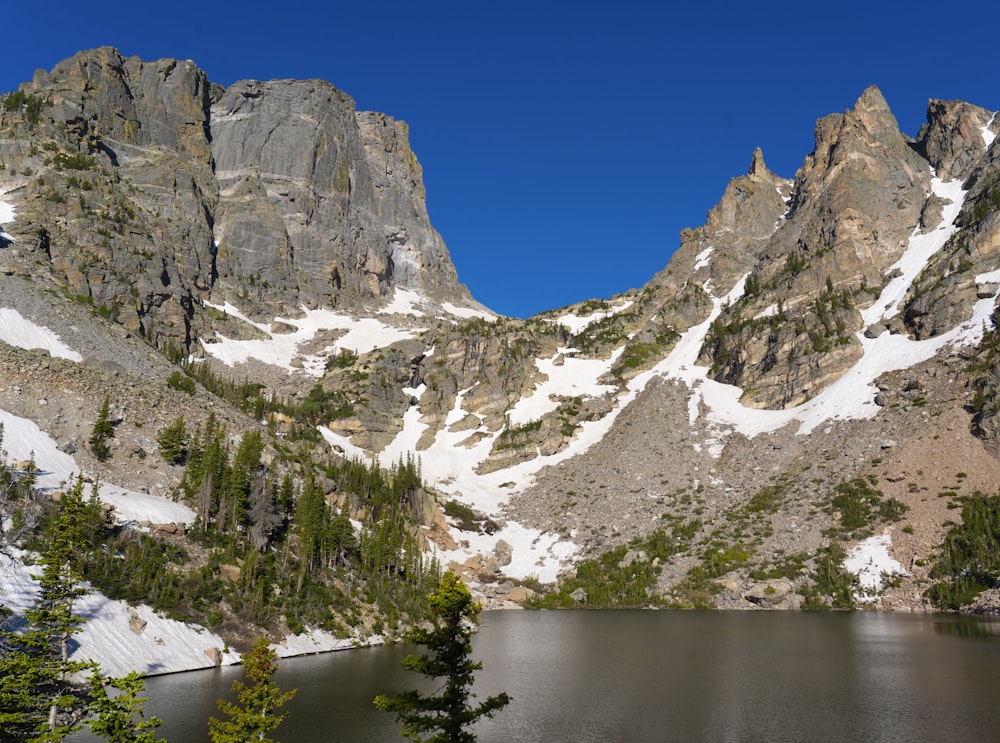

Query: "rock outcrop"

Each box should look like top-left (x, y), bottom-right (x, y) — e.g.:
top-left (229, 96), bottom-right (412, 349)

top-left (0, 47), bottom-right (471, 349)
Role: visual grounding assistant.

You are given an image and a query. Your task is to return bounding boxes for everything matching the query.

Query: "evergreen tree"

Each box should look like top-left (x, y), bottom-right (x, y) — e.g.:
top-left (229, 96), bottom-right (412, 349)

top-left (0, 478), bottom-right (94, 740)
top-left (156, 417), bottom-right (189, 465)
top-left (208, 637), bottom-right (297, 743)
top-left (87, 670), bottom-right (163, 743)
top-left (374, 572), bottom-right (510, 742)
top-left (89, 396), bottom-right (115, 462)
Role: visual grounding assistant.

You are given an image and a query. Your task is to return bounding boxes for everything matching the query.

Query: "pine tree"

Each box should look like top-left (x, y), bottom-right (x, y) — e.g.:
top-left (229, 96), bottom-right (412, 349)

top-left (0, 478), bottom-right (94, 740)
top-left (208, 638), bottom-right (296, 743)
top-left (156, 417), bottom-right (189, 465)
top-left (87, 670), bottom-right (163, 743)
top-left (374, 572), bottom-right (510, 742)
top-left (89, 396), bottom-right (115, 462)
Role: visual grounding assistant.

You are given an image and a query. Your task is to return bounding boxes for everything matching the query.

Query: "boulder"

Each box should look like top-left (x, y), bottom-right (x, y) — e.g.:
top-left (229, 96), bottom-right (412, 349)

top-left (744, 578), bottom-right (793, 608)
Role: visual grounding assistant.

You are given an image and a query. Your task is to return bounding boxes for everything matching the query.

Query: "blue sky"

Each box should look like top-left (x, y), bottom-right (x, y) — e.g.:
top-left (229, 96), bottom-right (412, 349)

top-left (1, 1), bottom-right (996, 317)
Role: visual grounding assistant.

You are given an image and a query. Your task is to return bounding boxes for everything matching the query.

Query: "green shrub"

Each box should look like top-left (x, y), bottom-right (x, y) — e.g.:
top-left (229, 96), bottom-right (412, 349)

top-left (926, 493), bottom-right (1000, 610)
top-left (167, 370), bottom-right (196, 395)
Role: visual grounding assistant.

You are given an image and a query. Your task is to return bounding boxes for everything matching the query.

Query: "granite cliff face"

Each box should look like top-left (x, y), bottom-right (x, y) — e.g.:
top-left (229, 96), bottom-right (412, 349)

top-left (0, 47), bottom-right (473, 349)
top-left (2, 51), bottom-right (1000, 628)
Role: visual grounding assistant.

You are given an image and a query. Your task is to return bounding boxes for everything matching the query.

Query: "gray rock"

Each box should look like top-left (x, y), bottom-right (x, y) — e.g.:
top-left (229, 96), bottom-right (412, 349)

top-left (744, 578), bottom-right (793, 608)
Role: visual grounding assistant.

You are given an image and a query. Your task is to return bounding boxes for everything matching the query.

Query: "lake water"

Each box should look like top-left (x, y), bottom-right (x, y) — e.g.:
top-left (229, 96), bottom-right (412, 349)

top-left (85, 610), bottom-right (1000, 742)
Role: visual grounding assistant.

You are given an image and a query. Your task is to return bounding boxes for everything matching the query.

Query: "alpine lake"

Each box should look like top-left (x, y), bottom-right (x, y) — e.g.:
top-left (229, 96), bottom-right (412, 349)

top-left (73, 609), bottom-right (1000, 742)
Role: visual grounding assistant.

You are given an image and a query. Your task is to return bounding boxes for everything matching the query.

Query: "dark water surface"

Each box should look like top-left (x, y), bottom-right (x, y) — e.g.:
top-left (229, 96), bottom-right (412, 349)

top-left (94, 611), bottom-right (1000, 742)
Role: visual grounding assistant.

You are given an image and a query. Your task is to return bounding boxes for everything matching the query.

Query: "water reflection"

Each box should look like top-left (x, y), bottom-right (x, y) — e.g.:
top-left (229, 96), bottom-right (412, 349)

top-left (72, 611), bottom-right (1000, 743)
top-left (933, 617), bottom-right (1000, 638)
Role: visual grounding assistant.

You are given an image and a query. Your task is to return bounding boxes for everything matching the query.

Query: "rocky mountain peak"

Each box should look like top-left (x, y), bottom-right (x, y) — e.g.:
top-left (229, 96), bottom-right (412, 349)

top-left (0, 48), bottom-right (474, 350)
top-left (913, 97), bottom-right (995, 181)
top-left (747, 146), bottom-right (768, 181)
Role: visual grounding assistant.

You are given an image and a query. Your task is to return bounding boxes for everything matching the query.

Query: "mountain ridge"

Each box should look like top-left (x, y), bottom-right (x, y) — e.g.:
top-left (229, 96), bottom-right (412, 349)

top-left (2, 50), bottom-right (1000, 675)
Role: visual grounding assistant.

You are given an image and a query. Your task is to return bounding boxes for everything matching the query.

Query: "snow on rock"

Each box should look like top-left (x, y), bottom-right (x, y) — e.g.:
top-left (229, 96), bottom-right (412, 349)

top-left (440, 301), bottom-right (498, 321)
top-left (0, 307), bottom-right (83, 362)
top-left (554, 300), bottom-right (634, 334)
top-left (378, 287), bottom-right (427, 317)
top-left (201, 303), bottom-right (420, 377)
top-left (843, 534), bottom-right (906, 602)
top-left (982, 112), bottom-right (997, 148)
top-left (860, 177), bottom-right (966, 326)
top-left (506, 348), bottom-right (619, 427)
top-left (694, 246), bottom-right (715, 271)
top-left (666, 175), bottom-right (994, 442)
top-left (0, 406), bottom-right (195, 525)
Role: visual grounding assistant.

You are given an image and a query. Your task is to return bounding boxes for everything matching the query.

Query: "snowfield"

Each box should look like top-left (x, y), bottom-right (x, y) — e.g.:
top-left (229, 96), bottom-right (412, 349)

top-left (843, 534), bottom-right (906, 602)
top-left (201, 301), bottom-right (421, 377)
top-left (0, 307), bottom-right (83, 362)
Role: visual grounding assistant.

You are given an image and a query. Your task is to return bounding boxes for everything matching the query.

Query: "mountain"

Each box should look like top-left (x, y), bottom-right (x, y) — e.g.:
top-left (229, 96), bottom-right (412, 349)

top-left (1, 50), bottom-right (1000, 673)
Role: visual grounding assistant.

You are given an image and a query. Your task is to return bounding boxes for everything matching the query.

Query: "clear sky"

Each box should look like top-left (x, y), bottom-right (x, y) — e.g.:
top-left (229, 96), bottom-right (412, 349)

top-left (1, 1), bottom-right (995, 317)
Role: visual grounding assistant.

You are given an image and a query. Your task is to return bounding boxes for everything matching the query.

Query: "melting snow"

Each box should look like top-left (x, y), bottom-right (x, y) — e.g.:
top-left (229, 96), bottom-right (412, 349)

top-left (843, 534), bottom-right (906, 602)
top-left (982, 112), bottom-right (997, 148)
top-left (0, 308), bottom-right (83, 362)
top-left (555, 299), bottom-right (634, 334)
top-left (201, 303), bottom-right (420, 377)
top-left (694, 246), bottom-right (715, 271)
top-left (506, 349), bottom-right (619, 427)
top-left (668, 175), bottom-right (996, 440)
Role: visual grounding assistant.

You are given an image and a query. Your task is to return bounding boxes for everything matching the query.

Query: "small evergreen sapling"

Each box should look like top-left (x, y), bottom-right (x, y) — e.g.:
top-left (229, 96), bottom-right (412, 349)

top-left (89, 396), bottom-right (115, 462)
top-left (208, 637), bottom-right (296, 743)
top-left (374, 571), bottom-right (510, 742)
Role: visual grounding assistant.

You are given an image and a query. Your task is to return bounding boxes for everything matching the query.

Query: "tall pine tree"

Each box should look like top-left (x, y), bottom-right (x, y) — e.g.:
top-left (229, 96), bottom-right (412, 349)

top-left (374, 572), bottom-right (510, 742)
top-left (0, 476), bottom-right (96, 740)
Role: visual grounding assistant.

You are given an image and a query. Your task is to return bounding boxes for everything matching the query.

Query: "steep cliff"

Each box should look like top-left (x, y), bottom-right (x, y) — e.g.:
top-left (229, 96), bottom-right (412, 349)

top-left (0, 47), bottom-right (475, 351)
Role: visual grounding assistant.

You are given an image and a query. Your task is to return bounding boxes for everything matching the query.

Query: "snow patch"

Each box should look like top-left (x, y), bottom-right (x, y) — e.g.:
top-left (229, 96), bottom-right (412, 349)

top-left (378, 287), bottom-right (427, 317)
top-left (0, 406), bottom-right (195, 525)
top-left (0, 191), bottom-right (15, 243)
top-left (555, 300), bottom-right (634, 334)
top-left (843, 534), bottom-right (906, 602)
top-left (440, 302), bottom-right (498, 321)
top-left (982, 112), bottom-right (997, 148)
top-left (0, 308), bottom-right (83, 361)
top-left (201, 304), bottom-right (420, 377)
top-left (0, 192), bottom-right (15, 223)
top-left (694, 246), bottom-right (714, 271)
top-left (754, 304), bottom-right (779, 320)
top-left (506, 348), bottom-right (619, 427)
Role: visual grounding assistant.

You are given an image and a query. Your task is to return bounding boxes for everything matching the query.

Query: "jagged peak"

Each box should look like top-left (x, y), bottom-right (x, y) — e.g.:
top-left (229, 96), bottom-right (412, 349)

top-left (748, 147), bottom-right (768, 181)
top-left (853, 85), bottom-right (891, 116)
